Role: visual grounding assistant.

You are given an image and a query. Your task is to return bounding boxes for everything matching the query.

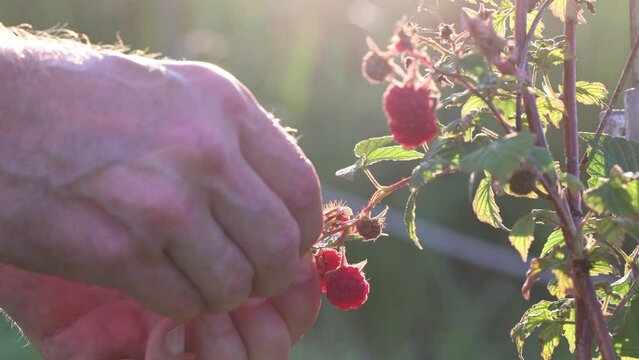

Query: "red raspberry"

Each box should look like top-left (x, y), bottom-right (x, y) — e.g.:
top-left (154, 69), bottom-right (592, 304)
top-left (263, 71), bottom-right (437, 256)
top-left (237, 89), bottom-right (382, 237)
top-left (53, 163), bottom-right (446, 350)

top-left (315, 248), bottom-right (342, 293)
top-left (325, 266), bottom-right (370, 310)
top-left (383, 83), bottom-right (438, 148)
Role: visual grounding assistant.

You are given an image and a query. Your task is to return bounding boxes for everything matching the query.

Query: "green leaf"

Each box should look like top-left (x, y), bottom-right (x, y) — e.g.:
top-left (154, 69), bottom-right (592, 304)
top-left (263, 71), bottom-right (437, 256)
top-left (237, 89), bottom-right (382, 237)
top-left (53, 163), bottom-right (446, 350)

top-left (354, 136), bottom-right (395, 157)
top-left (581, 132), bottom-right (639, 187)
top-left (527, 147), bottom-right (555, 175)
top-left (536, 96), bottom-right (565, 128)
top-left (549, 0), bottom-right (567, 22)
top-left (531, 209), bottom-right (560, 227)
top-left (592, 217), bottom-right (626, 247)
top-left (461, 95), bottom-right (485, 117)
top-left (563, 308), bottom-right (576, 353)
top-left (473, 177), bottom-right (508, 231)
top-left (336, 136), bottom-right (424, 180)
top-left (575, 81), bottom-right (608, 107)
top-left (510, 213), bottom-right (536, 262)
top-left (511, 300), bottom-right (573, 360)
top-left (492, 6), bottom-right (512, 37)
top-left (541, 229), bottom-right (564, 257)
top-left (365, 145), bottom-right (424, 166)
top-left (561, 173), bottom-right (585, 192)
top-left (584, 173), bottom-right (638, 218)
top-left (460, 132), bottom-right (537, 181)
top-left (404, 190), bottom-right (423, 250)
top-left (540, 323), bottom-right (563, 360)
top-left (409, 138), bottom-right (464, 190)
top-left (614, 295), bottom-right (639, 357)
top-left (530, 39), bottom-right (566, 70)
top-left (458, 54), bottom-right (487, 82)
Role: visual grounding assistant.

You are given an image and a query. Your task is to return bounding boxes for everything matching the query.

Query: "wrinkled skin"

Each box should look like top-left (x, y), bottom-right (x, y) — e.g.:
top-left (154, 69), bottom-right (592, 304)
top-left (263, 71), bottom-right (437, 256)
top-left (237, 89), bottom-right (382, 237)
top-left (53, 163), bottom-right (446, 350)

top-left (0, 33), bottom-right (323, 359)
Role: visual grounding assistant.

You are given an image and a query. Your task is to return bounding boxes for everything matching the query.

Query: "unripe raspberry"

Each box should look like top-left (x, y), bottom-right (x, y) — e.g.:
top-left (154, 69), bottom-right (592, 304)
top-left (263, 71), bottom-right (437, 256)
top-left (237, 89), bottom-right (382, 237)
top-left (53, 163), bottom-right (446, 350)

top-left (315, 248), bottom-right (342, 293)
top-left (362, 51), bottom-right (394, 83)
top-left (383, 82), bottom-right (438, 148)
top-left (323, 201), bottom-right (353, 234)
top-left (355, 214), bottom-right (384, 241)
top-left (325, 266), bottom-right (370, 310)
top-left (508, 168), bottom-right (538, 195)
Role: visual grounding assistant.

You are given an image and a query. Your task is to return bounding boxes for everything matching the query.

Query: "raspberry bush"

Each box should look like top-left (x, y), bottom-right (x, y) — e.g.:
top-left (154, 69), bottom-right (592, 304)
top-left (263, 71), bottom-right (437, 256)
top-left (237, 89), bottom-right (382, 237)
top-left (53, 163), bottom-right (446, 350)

top-left (314, 1), bottom-right (639, 359)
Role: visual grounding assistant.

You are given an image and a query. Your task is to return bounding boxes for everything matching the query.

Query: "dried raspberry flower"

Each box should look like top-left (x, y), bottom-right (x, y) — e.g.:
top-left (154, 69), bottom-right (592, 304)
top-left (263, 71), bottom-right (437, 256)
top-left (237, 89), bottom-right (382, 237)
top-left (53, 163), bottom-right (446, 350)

top-left (354, 208), bottom-right (387, 241)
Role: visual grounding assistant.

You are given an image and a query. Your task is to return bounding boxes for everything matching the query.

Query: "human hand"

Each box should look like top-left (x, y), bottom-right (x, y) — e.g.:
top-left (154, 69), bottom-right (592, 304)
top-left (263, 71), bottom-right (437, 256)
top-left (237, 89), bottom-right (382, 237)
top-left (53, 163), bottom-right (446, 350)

top-left (0, 255), bottom-right (321, 360)
top-left (0, 36), bottom-right (323, 319)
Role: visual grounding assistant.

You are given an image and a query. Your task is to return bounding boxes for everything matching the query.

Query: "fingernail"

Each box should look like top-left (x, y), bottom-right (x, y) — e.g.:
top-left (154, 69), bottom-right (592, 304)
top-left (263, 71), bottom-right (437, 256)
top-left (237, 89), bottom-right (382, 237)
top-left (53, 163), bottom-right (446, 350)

top-left (165, 323), bottom-right (185, 356)
top-left (293, 254), bottom-right (314, 286)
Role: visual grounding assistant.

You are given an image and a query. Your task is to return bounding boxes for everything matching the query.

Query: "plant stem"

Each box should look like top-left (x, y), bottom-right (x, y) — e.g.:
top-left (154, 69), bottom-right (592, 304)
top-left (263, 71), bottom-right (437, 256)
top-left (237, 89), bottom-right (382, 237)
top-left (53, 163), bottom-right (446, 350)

top-left (362, 177), bottom-right (411, 214)
top-left (517, 0), bottom-right (555, 67)
top-left (579, 33), bottom-right (639, 172)
top-left (514, 0), bottom-right (617, 358)
top-left (563, 0), bottom-right (582, 238)
top-left (434, 68), bottom-right (514, 134)
top-left (563, 4), bottom-right (594, 358)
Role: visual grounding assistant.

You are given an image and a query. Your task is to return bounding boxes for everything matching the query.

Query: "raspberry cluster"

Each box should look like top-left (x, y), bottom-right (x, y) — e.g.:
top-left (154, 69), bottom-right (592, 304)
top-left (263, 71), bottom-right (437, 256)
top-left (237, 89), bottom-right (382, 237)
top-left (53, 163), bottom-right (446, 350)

top-left (313, 202), bottom-right (384, 310)
top-left (314, 248), bottom-right (370, 311)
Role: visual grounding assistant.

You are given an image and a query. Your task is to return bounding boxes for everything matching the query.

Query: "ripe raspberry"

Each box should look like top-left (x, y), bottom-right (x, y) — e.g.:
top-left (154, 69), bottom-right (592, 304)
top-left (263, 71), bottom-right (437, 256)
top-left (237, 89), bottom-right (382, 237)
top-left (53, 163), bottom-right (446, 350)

top-left (325, 266), bottom-right (370, 310)
top-left (355, 214), bottom-right (384, 241)
top-left (508, 168), bottom-right (538, 195)
top-left (362, 51), bottom-right (394, 84)
top-left (315, 248), bottom-right (342, 293)
top-left (383, 83), bottom-right (438, 148)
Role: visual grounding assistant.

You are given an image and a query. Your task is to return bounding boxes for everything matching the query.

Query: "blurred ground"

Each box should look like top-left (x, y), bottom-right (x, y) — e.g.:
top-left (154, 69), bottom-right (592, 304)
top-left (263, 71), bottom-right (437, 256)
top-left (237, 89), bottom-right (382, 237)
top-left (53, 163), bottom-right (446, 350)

top-left (0, 0), bottom-right (631, 358)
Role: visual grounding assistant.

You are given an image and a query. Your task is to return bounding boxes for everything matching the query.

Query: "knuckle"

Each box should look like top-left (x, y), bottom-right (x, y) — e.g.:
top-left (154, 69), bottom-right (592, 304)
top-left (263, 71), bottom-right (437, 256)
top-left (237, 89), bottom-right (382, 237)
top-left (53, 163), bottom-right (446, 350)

top-left (198, 137), bottom-right (236, 173)
top-left (257, 224), bottom-right (301, 294)
top-left (99, 240), bottom-right (136, 271)
top-left (173, 62), bottom-right (251, 115)
top-left (143, 189), bottom-right (195, 231)
top-left (212, 257), bottom-right (253, 311)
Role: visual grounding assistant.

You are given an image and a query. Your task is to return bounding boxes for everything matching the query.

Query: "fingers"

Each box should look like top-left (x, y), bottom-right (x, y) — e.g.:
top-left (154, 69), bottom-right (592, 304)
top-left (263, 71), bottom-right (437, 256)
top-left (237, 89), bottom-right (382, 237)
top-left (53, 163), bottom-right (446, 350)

top-left (113, 256), bottom-right (205, 320)
top-left (190, 313), bottom-right (247, 360)
top-left (270, 254), bottom-right (322, 344)
top-left (145, 320), bottom-right (196, 360)
top-left (236, 91), bottom-right (323, 255)
top-left (230, 299), bottom-right (291, 360)
top-left (206, 158), bottom-right (301, 297)
top-left (166, 205), bottom-right (254, 313)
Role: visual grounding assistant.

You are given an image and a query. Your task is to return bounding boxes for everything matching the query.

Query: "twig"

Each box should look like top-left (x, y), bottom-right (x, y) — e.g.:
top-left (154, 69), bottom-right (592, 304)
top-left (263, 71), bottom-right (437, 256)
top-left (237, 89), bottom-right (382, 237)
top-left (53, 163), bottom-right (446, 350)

top-left (579, 33), bottom-right (639, 172)
top-left (434, 68), bottom-right (514, 134)
top-left (517, 0), bottom-right (556, 67)
top-left (362, 177), bottom-right (411, 214)
top-left (611, 247), bottom-right (639, 317)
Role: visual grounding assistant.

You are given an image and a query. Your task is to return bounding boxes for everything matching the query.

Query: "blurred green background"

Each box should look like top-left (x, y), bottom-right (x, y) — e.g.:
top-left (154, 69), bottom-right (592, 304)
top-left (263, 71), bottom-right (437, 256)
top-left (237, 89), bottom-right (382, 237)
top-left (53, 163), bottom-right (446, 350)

top-left (0, 1), bottom-right (632, 359)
